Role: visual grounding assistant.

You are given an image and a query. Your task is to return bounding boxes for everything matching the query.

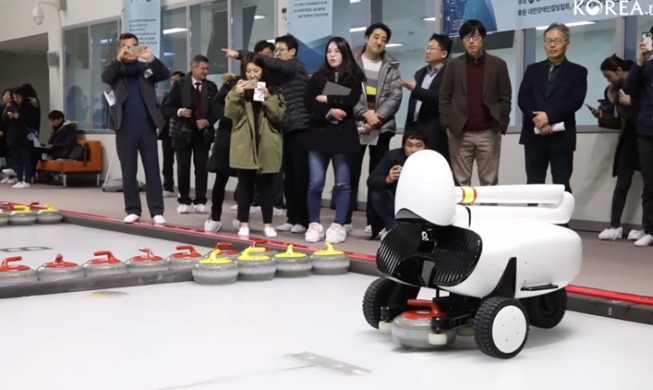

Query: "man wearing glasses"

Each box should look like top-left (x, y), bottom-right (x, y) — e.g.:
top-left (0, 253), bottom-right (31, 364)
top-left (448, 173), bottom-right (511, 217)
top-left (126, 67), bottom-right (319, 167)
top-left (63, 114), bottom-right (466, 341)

top-left (439, 19), bottom-right (512, 186)
top-left (401, 33), bottom-right (453, 162)
top-left (517, 23), bottom-right (587, 196)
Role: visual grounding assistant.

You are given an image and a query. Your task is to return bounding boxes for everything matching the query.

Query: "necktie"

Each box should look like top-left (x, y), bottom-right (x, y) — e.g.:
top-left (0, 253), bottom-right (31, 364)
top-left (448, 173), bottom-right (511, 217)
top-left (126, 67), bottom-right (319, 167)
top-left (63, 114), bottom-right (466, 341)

top-left (546, 65), bottom-right (560, 96)
top-left (194, 81), bottom-right (202, 118)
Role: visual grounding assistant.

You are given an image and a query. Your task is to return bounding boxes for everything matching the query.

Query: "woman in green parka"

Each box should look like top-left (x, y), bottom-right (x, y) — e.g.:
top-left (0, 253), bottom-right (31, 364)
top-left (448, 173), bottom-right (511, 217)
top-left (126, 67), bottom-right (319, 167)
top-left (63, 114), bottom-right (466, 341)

top-left (225, 53), bottom-right (285, 239)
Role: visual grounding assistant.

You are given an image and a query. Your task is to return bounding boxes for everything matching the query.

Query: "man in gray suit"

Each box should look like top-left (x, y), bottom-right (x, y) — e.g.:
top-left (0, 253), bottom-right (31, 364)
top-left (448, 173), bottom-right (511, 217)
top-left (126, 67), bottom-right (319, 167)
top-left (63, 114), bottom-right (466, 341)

top-left (101, 33), bottom-right (170, 225)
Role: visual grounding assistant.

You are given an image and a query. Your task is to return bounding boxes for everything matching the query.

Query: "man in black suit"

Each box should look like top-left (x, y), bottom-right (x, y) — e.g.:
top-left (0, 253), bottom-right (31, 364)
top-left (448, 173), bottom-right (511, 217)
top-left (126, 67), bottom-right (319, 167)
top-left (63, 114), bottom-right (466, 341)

top-left (401, 33), bottom-right (452, 162)
top-left (163, 55), bottom-right (219, 215)
top-left (517, 23), bottom-right (587, 193)
top-left (101, 33), bottom-right (170, 224)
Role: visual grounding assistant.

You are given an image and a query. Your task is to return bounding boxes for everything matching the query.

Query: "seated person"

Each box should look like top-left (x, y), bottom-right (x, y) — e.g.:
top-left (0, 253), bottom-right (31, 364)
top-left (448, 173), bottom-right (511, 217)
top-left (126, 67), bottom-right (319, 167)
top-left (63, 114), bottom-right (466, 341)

top-left (38, 110), bottom-right (78, 160)
top-left (367, 127), bottom-right (428, 238)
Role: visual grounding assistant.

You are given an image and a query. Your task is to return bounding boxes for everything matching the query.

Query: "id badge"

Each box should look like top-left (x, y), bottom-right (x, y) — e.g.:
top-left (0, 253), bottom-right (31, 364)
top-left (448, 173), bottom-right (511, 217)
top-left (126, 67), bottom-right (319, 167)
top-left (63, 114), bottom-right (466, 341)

top-left (143, 68), bottom-right (153, 79)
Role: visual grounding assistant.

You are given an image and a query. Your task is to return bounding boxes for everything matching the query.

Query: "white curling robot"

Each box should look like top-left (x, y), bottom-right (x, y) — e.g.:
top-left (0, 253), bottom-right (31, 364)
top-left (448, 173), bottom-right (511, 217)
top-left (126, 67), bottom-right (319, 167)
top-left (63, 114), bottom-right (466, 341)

top-left (362, 150), bottom-right (582, 359)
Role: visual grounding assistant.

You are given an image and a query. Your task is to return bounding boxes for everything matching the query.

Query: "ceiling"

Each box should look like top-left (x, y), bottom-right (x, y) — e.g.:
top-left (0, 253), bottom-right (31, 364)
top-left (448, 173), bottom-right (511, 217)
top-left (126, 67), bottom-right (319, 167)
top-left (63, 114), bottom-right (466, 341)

top-left (0, 34), bottom-right (48, 54)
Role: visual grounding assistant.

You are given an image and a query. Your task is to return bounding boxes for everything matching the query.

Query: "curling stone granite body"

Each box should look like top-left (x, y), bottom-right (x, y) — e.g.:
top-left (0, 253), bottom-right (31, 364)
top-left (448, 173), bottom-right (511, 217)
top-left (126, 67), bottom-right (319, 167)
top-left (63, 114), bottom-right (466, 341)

top-left (236, 247), bottom-right (276, 281)
top-left (391, 315), bottom-right (457, 350)
top-left (273, 245), bottom-right (312, 277)
top-left (311, 243), bottom-right (350, 275)
top-left (36, 204), bottom-right (63, 224)
top-left (167, 245), bottom-right (204, 270)
top-left (126, 248), bottom-right (170, 273)
top-left (8, 205), bottom-right (37, 225)
top-left (0, 257), bottom-right (38, 285)
top-left (0, 210), bottom-right (8, 226)
top-left (192, 255), bottom-right (239, 285)
top-left (37, 254), bottom-right (85, 282)
top-left (83, 251), bottom-right (128, 277)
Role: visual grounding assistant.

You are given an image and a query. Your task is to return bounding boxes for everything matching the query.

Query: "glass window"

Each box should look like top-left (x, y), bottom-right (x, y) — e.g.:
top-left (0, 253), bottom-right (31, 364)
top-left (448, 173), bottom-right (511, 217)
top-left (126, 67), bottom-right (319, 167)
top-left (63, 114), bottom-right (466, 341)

top-left (189, 1), bottom-right (229, 87)
top-left (64, 27), bottom-right (91, 130)
top-left (160, 7), bottom-right (189, 94)
top-left (535, 19), bottom-right (616, 126)
top-left (232, 0), bottom-right (276, 52)
top-left (91, 21), bottom-right (119, 130)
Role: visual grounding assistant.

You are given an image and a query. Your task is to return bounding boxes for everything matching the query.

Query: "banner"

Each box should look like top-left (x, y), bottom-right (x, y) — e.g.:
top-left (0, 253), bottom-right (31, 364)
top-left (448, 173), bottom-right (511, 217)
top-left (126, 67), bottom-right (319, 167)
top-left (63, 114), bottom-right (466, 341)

top-left (443, 0), bottom-right (653, 36)
top-left (122, 0), bottom-right (161, 58)
top-left (287, 0), bottom-right (334, 74)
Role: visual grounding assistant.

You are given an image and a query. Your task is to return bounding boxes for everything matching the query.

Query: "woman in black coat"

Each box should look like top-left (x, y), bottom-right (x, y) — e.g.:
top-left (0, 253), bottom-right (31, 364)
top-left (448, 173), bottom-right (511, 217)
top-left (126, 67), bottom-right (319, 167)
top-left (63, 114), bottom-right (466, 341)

top-left (204, 73), bottom-right (239, 232)
top-left (4, 86), bottom-right (39, 188)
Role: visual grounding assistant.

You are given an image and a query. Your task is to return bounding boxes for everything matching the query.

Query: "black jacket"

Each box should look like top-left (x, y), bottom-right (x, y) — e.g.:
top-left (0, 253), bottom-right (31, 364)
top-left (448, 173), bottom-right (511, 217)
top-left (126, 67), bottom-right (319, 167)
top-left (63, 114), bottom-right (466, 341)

top-left (48, 121), bottom-right (79, 159)
top-left (624, 58), bottom-right (653, 137)
top-left (367, 148), bottom-right (408, 194)
top-left (207, 75), bottom-right (238, 174)
top-left (4, 101), bottom-right (39, 148)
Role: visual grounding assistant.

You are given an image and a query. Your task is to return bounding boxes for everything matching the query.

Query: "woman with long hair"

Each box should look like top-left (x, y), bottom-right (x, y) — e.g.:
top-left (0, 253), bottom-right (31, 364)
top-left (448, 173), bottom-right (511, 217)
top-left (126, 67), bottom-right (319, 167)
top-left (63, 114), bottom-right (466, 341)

top-left (225, 53), bottom-right (285, 238)
top-left (593, 54), bottom-right (642, 241)
top-left (4, 86), bottom-right (39, 188)
top-left (303, 36), bottom-right (365, 243)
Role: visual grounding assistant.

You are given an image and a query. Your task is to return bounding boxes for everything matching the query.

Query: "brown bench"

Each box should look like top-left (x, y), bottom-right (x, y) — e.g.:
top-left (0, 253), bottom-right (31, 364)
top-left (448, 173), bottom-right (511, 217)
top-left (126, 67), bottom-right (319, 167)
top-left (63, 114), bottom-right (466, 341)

top-left (36, 140), bottom-right (103, 187)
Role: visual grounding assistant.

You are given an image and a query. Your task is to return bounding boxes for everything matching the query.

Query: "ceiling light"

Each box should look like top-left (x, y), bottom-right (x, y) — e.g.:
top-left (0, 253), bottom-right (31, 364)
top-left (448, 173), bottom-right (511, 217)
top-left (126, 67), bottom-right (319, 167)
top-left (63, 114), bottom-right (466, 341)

top-left (350, 0), bottom-right (361, 3)
top-left (385, 43), bottom-right (403, 48)
top-left (163, 27), bottom-right (187, 35)
top-left (422, 16), bottom-right (436, 21)
top-left (535, 20), bottom-right (594, 30)
top-left (350, 26), bottom-right (366, 32)
top-left (254, 14), bottom-right (266, 20)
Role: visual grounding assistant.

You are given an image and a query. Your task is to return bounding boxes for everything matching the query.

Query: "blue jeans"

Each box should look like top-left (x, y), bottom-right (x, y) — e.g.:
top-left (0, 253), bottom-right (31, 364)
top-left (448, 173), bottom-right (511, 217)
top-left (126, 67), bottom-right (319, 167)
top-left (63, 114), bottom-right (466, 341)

top-left (308, 151), bottom-right (351, 225)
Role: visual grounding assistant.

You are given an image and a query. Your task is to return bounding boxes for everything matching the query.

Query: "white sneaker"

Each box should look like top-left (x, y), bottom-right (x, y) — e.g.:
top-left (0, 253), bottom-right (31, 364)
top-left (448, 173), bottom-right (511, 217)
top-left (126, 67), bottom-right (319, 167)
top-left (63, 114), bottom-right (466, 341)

top-left (598, 227), bottom-right (622, 240)
top-left (177, 204), bottom-right (193, 214)
top-left (364, 225), bottom-right (372, 234)
top-left (344, 224), bottom-right (354, 234)
top-left (305, 223), bottom-right (325, 243)
top-left (153, 215), bottom-right (166, 225)
top-left (628, 229), bottom-right (645, 241)
top-left (230, 204), bottom-right (238, 210)
top-left (204, 219), bottom-right (222, 232)
top-left (634, 234), bottom-right (653, 247)
top-left (232, 219), bottom-right (241, 231)
top-left (273, 207), bottom-right (284, 216)
top-left (264, 227), bottom-right (278, 238)
top-left (19, 182), bottom-right (30, 189)
top-left (2, 168), bottom-right (16, 176)
top-left (277, 223), bottom-right (294, 232)
top-left (162, 191), bottom-right (176, 198)
top-left (124, 214), bottom-right (140, 224)
top-left (238, 226), bottom-right (250, 238)
top-left (326, 224), bottom-right (347, 244)
top-left (0, 177), bottom-right (9, 184)
top-left (5, 178), bottom-right (17, 185)
top-left (193, 204), bottom-right (208, 214)
top-left (250, 206), bottom-right (261, 215)
top-left (11, 181), bottom-right (23, 189)
top-left (291, 224), bottom-right (307, 234)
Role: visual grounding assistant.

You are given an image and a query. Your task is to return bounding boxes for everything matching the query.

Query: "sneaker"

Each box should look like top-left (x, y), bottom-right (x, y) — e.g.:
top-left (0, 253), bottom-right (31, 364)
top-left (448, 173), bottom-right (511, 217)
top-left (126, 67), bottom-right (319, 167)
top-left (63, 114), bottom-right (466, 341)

top-left (162, 191), bottom-right (176, 198)
top-left (264, 226), bottom-right (278, 238)
top-left (204, 219), bottom-right (222, 232)
top-left (193, 204), bottom-right (208, 214)
top-left (177, 204), bottom-right (193, 214)
top-left (273, 207), bottom-right (284, 216)
top-left (0, 177), bottom-right (9, 184)
top-left (628, 229), bottom-right (645, 241)
top-left (344, 224), bottom-right (354, 234)
top-left (598, 227), bottom-right (622, 240)
top-left (250, 206), bottom-right (261, 215)
top-left (19, 182), bottom-right (30, 189)
top-left (124, 214), bottom-right (140, 224)
top-left (11, 181), bottom-right (23, 189)
top-left (232, 219), bottom-right (241, 231)
top-left (230, 204), bottom-right (238, 210)
top-left (238, 226), bottom-right (250, 238)
top-left (326, 224), bottom-right (347, 244)
top-left (5, 178), bottom-right (17, 185)
top-left (634, 234), bottom-right (653, 247)
top-left (305, 223), bottom-right (325, 243)
top-left (277, 223), bottom-right (294, 232)
top-left (291, 224), bottom-right (307, 234)
top-left (2, 168), bottom-right (16, 176)
top-left (153, 215), bottom-right (166, 225)
top-left (364, 225), bottom-right (372, 234)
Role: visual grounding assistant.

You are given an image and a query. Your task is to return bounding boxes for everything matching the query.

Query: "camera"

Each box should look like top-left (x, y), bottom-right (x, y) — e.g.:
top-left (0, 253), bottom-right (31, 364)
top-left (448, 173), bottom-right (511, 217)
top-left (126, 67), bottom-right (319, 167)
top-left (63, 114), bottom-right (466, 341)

top-left (32, 4), bottom-right (45, 25)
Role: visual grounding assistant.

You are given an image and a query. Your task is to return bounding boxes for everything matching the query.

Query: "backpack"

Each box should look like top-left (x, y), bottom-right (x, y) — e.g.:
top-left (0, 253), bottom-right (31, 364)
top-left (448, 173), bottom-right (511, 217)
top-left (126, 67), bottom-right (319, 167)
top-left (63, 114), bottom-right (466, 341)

top-left (68, 143), bottom-right (90, 165)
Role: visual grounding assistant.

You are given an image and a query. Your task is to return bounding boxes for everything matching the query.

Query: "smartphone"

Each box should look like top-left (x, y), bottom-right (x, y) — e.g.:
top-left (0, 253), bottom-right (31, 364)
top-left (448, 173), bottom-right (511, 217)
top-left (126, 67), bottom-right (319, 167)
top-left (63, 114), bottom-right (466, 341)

top-left (585, 103), bottom-right (597, 111)
top-left (129, 45), bottom-right (144, 56)
top-left (253, 81), bottom-right (266, 102)
top-left (642, 32), bottom-right (653, 51)
top-left (618, 88), bottom-right (625, 97)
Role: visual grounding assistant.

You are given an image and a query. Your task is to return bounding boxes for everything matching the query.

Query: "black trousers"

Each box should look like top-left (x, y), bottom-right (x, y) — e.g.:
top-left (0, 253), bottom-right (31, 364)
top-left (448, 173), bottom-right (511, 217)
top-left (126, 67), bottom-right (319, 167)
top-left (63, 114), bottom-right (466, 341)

top-left (346, 131), bottom-right (394, 225)
top-left (252, 172), bottom-right (284, 208)
top-left (174, 133), bottom-right (209, 205)
top-left (283, 131), bottom-right (309, 227)
top-left (115, 121), bottom-right (164, 217)
top-left (524, 146), bottom-right (574, 193)
top-left (610, 132), bottom-right (638, 227)
top-left (236, 170), bottom-right (274, 224)
top-left (160, 128), bottom-right (175, 192)
top-left (12, 146), bottom-right (33, 183)
top-left (639, 134), bottom-right (653, 235)
top-left (370, 187), bottom-right (396, 232)
top-left (210, 172), bottom-right (230, 222)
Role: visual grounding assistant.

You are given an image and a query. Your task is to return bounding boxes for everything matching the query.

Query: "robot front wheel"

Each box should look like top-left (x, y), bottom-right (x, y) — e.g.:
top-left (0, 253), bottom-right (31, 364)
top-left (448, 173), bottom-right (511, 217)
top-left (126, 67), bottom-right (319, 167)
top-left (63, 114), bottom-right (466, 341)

top-left (362, 277), bottom-right (420, 330)
top-left (474, 297), bottom-right (529, 359)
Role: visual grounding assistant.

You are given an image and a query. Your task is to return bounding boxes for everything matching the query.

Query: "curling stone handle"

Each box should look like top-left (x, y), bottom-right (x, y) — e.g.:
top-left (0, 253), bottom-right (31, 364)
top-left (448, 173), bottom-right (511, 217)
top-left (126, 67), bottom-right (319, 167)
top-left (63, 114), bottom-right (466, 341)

top-left (242, 247), bottom-right (265, 256)
top-left (250, 238), bottom-right (268, 247)
top-left (138, 247), bottom-right (155, 258)
top-left (215, 242), bottom-right (233, 250)
top-left (29, 202), bottom-right (40, 209)
top-left (406, 299), bottom-right (444, 317)
top-left (54, 254), bottom-right (65, 264)
top-left (13, 204), bottom-right (29, 212)
top-left (93, 251), bottom-right (118, 263)
top-left (1, 256), bottom-right (23, 267)
top-left (285, 244), bottom-right (296, 255)
top-left (175, 245), bottom-right (201, 257)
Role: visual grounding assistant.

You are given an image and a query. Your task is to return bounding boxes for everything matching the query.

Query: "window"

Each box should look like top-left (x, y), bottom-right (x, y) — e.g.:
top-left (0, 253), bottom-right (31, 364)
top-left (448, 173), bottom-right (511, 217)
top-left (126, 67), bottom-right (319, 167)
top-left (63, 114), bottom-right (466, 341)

top-left (535, 19), bottom-right (617, 126)
top-left (160, 7), bottom-right (189, 93)
top-left (189, 1), bottom-right (229, 87)
top-left (232, 0), bottom-right (275, 52)
top-left (64, 27), bottom-right (91, 130)
top-left (90, 22), bottom-right (119, 129)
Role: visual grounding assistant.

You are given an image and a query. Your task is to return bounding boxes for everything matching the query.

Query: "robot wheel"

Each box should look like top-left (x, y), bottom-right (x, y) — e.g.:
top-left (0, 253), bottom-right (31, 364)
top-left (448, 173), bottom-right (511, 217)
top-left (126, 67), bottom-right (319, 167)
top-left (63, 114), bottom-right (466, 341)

top-left (521, 288), bottom-right (568, 329)
top-left (474, 297), bottom-right (530, 359)
top-left (362, 277), bottom-right (419, 330)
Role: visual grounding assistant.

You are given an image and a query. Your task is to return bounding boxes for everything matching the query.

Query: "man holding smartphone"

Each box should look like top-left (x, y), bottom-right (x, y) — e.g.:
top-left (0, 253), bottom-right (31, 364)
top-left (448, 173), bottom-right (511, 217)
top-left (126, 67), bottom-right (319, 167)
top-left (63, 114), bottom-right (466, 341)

top-left (623, 26), bottom-right (653, 247)
top-left (101, 33), bottom-right (170, 225)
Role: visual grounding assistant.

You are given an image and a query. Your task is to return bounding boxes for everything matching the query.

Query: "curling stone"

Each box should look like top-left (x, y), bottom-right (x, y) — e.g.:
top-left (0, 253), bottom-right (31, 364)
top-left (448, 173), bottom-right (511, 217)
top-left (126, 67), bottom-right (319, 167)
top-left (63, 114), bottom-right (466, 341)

top-left (310, 242), bottom-right (350, 275)
top-left (0, 209), bottom-right (8, 226)
top-left (8, 204), bottom-right (37, 226)
top-left (167, 245), bottom-right (204, 270)
top-left (236, 247), bottom-right (276, 281)
top-left (0, 256), bottom-right (38, 285)
top-left (83, 251), bottom-right (128, 277)
top-left (390, 299), bottom-right (456, 350)
top-left (245, 239), bottom-right (278, 258)
top-left (273, 244), bottom-right (312, 277)
top-left (125, 248), bottom-right (170, 273)
top-left (203, 242), bottom-right (240, 258)
top-left (36, 204), bottom-right (63, 224)
top-left (37, 254), bottom-right (85, 282)
top-left (192, 251), bottom-right (239, 285)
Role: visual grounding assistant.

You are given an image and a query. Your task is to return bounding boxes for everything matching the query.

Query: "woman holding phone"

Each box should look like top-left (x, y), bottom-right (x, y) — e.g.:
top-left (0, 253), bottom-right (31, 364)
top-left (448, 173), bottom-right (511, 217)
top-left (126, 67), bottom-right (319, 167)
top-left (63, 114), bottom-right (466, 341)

top-left (303, 36), bottom-right (365, 244)
top-left (592, 54), bottom-right (642, 241)
top-left (225, 53), bottom-right (285, 238)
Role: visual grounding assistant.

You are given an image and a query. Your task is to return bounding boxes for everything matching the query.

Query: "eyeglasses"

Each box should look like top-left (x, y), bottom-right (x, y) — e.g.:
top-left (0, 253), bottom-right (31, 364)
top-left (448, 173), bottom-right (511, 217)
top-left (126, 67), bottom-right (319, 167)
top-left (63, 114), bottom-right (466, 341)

top-left (463, 34), bottom-right (482, 42)
top-left (274, 48), bottom-right (288, 54)
top-left (425, 47), bottom-right (443, 53)
top-left (544, 38), bottom-right (567, 46)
